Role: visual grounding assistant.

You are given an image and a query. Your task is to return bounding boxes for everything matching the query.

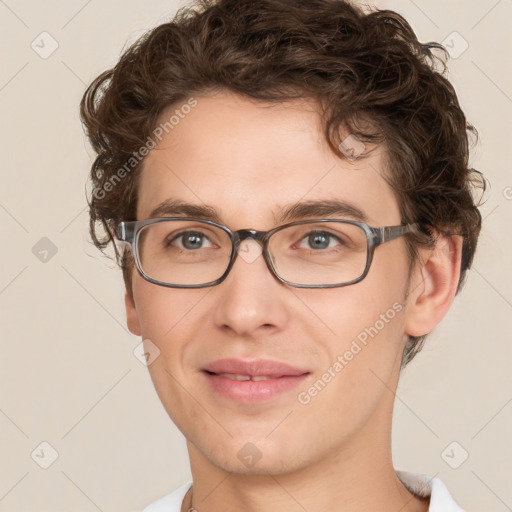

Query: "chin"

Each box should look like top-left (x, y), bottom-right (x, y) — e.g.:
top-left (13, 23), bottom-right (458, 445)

top-left (190, 431), bottom-right (315, 476)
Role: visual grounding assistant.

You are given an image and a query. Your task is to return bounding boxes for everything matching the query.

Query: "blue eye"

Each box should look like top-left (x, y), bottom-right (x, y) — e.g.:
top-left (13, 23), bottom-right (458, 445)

top-left (168, 231), bottom-right (214, 250)
top-left (297, 231), bottom-right (344, 251)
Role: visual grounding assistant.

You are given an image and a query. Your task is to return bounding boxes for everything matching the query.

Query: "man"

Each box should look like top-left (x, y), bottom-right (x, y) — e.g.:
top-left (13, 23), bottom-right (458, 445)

top-left (80, 0), bottom-right (483, 510)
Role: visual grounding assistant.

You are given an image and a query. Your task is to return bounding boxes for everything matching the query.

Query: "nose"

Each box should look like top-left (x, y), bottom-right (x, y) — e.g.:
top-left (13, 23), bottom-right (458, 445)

top-left (211, 237), bottom-right (290, 338)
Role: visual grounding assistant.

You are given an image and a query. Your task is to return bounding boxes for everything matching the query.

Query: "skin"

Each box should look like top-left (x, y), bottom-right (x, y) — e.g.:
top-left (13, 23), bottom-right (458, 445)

top-left (125, 91), bottom-right (462, 512)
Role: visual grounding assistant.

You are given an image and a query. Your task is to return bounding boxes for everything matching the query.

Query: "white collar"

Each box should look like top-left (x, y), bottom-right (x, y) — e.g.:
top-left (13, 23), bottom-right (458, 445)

top-left (396, 470), bottom-right (466, 511)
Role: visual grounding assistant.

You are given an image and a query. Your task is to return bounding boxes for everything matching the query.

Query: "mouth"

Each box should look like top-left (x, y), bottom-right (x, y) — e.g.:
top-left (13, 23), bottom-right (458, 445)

top-left (210, 373), bottom-right (278, 381)
top-left (201, 359), bottom-right (310, 404)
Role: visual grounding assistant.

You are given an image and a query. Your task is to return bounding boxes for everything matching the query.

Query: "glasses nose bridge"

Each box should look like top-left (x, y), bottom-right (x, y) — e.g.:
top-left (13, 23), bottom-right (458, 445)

top-left (233, 228), bottom-right (268, 246)
top-left (230, 228), bottom-right (274, 275)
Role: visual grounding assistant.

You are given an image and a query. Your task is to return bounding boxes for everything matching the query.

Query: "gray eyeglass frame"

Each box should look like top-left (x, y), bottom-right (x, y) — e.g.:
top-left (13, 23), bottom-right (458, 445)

top-left (117, 217), bottom-right (418, 289)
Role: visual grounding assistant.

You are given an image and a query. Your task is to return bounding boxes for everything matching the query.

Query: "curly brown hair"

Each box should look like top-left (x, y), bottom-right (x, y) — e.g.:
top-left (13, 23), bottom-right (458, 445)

top-left (80, 0), bottom-right (484, 367)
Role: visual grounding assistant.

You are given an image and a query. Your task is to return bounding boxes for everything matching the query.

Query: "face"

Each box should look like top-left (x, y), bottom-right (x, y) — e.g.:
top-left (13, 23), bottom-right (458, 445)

top-left (126, 91), bottom-right (415, 475)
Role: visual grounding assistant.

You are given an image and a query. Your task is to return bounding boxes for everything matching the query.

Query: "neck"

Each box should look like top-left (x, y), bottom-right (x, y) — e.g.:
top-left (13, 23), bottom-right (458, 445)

top-left (182, 395), bottom-right (430, 512)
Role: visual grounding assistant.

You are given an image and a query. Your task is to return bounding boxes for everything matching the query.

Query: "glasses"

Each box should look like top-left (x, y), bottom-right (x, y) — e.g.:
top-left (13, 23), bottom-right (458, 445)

top-left (116, 217), bottom-right (418, 289)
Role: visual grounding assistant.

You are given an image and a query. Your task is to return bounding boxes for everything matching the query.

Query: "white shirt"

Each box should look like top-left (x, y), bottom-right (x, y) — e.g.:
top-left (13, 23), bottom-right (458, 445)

top-left (142, 470), bottom-right (466, 511)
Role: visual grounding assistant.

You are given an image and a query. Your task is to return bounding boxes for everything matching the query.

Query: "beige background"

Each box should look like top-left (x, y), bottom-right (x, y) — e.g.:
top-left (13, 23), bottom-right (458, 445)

top-left (0, 0), bottom-right (510, 510)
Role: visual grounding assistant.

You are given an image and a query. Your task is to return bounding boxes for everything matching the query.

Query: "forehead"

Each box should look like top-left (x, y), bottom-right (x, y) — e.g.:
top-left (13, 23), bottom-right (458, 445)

top-left (136, 91), bottom-right (401, 228)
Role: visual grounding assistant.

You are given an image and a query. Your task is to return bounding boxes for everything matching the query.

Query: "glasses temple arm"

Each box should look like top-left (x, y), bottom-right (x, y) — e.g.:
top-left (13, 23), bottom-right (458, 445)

top-left (375, 223), bottom-right (420, 245)
top-left (116, 221), bottom-right (136, 243)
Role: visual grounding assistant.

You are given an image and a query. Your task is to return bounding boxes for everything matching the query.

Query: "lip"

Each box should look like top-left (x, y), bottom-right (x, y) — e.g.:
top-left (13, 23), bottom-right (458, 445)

top-left (201, 358), bottom-right (310, 404)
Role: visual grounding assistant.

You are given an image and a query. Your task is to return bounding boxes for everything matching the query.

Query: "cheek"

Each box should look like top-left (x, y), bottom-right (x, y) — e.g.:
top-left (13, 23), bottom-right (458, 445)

top-left (132, 280), bottom-right (211, 431)
top-left (293, 284), bottom-right (407, 441)
top-left (131, 278), bottom-right (206, 386)
top-left (300, 258), bottom-right (407, 355)
top-left (132, 276), bottom-right (204, 339)
top-left (298, 244), bottom-right (409, 387)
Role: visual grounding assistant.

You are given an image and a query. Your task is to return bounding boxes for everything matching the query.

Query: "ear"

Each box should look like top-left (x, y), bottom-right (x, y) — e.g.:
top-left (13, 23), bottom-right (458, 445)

top-left (125, 288), bottom-right (141, 336)
top-left (404, 234), bottom-right (463, 337)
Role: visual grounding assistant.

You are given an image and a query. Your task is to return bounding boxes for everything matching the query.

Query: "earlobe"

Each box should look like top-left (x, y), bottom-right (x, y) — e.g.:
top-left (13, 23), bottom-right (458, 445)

top-left (125, 289), bottom-right (142, 336)
top-left (404, 234), bottom-right (463, 337)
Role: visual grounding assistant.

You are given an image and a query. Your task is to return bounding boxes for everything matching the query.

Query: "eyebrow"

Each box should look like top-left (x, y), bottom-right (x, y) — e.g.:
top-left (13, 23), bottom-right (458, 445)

top-left (276, 199), bottom-right (367, 223)
top-left (148, 198), bottom-right (367, 224)
top-left (149, 199), bottom-right (221, 222)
